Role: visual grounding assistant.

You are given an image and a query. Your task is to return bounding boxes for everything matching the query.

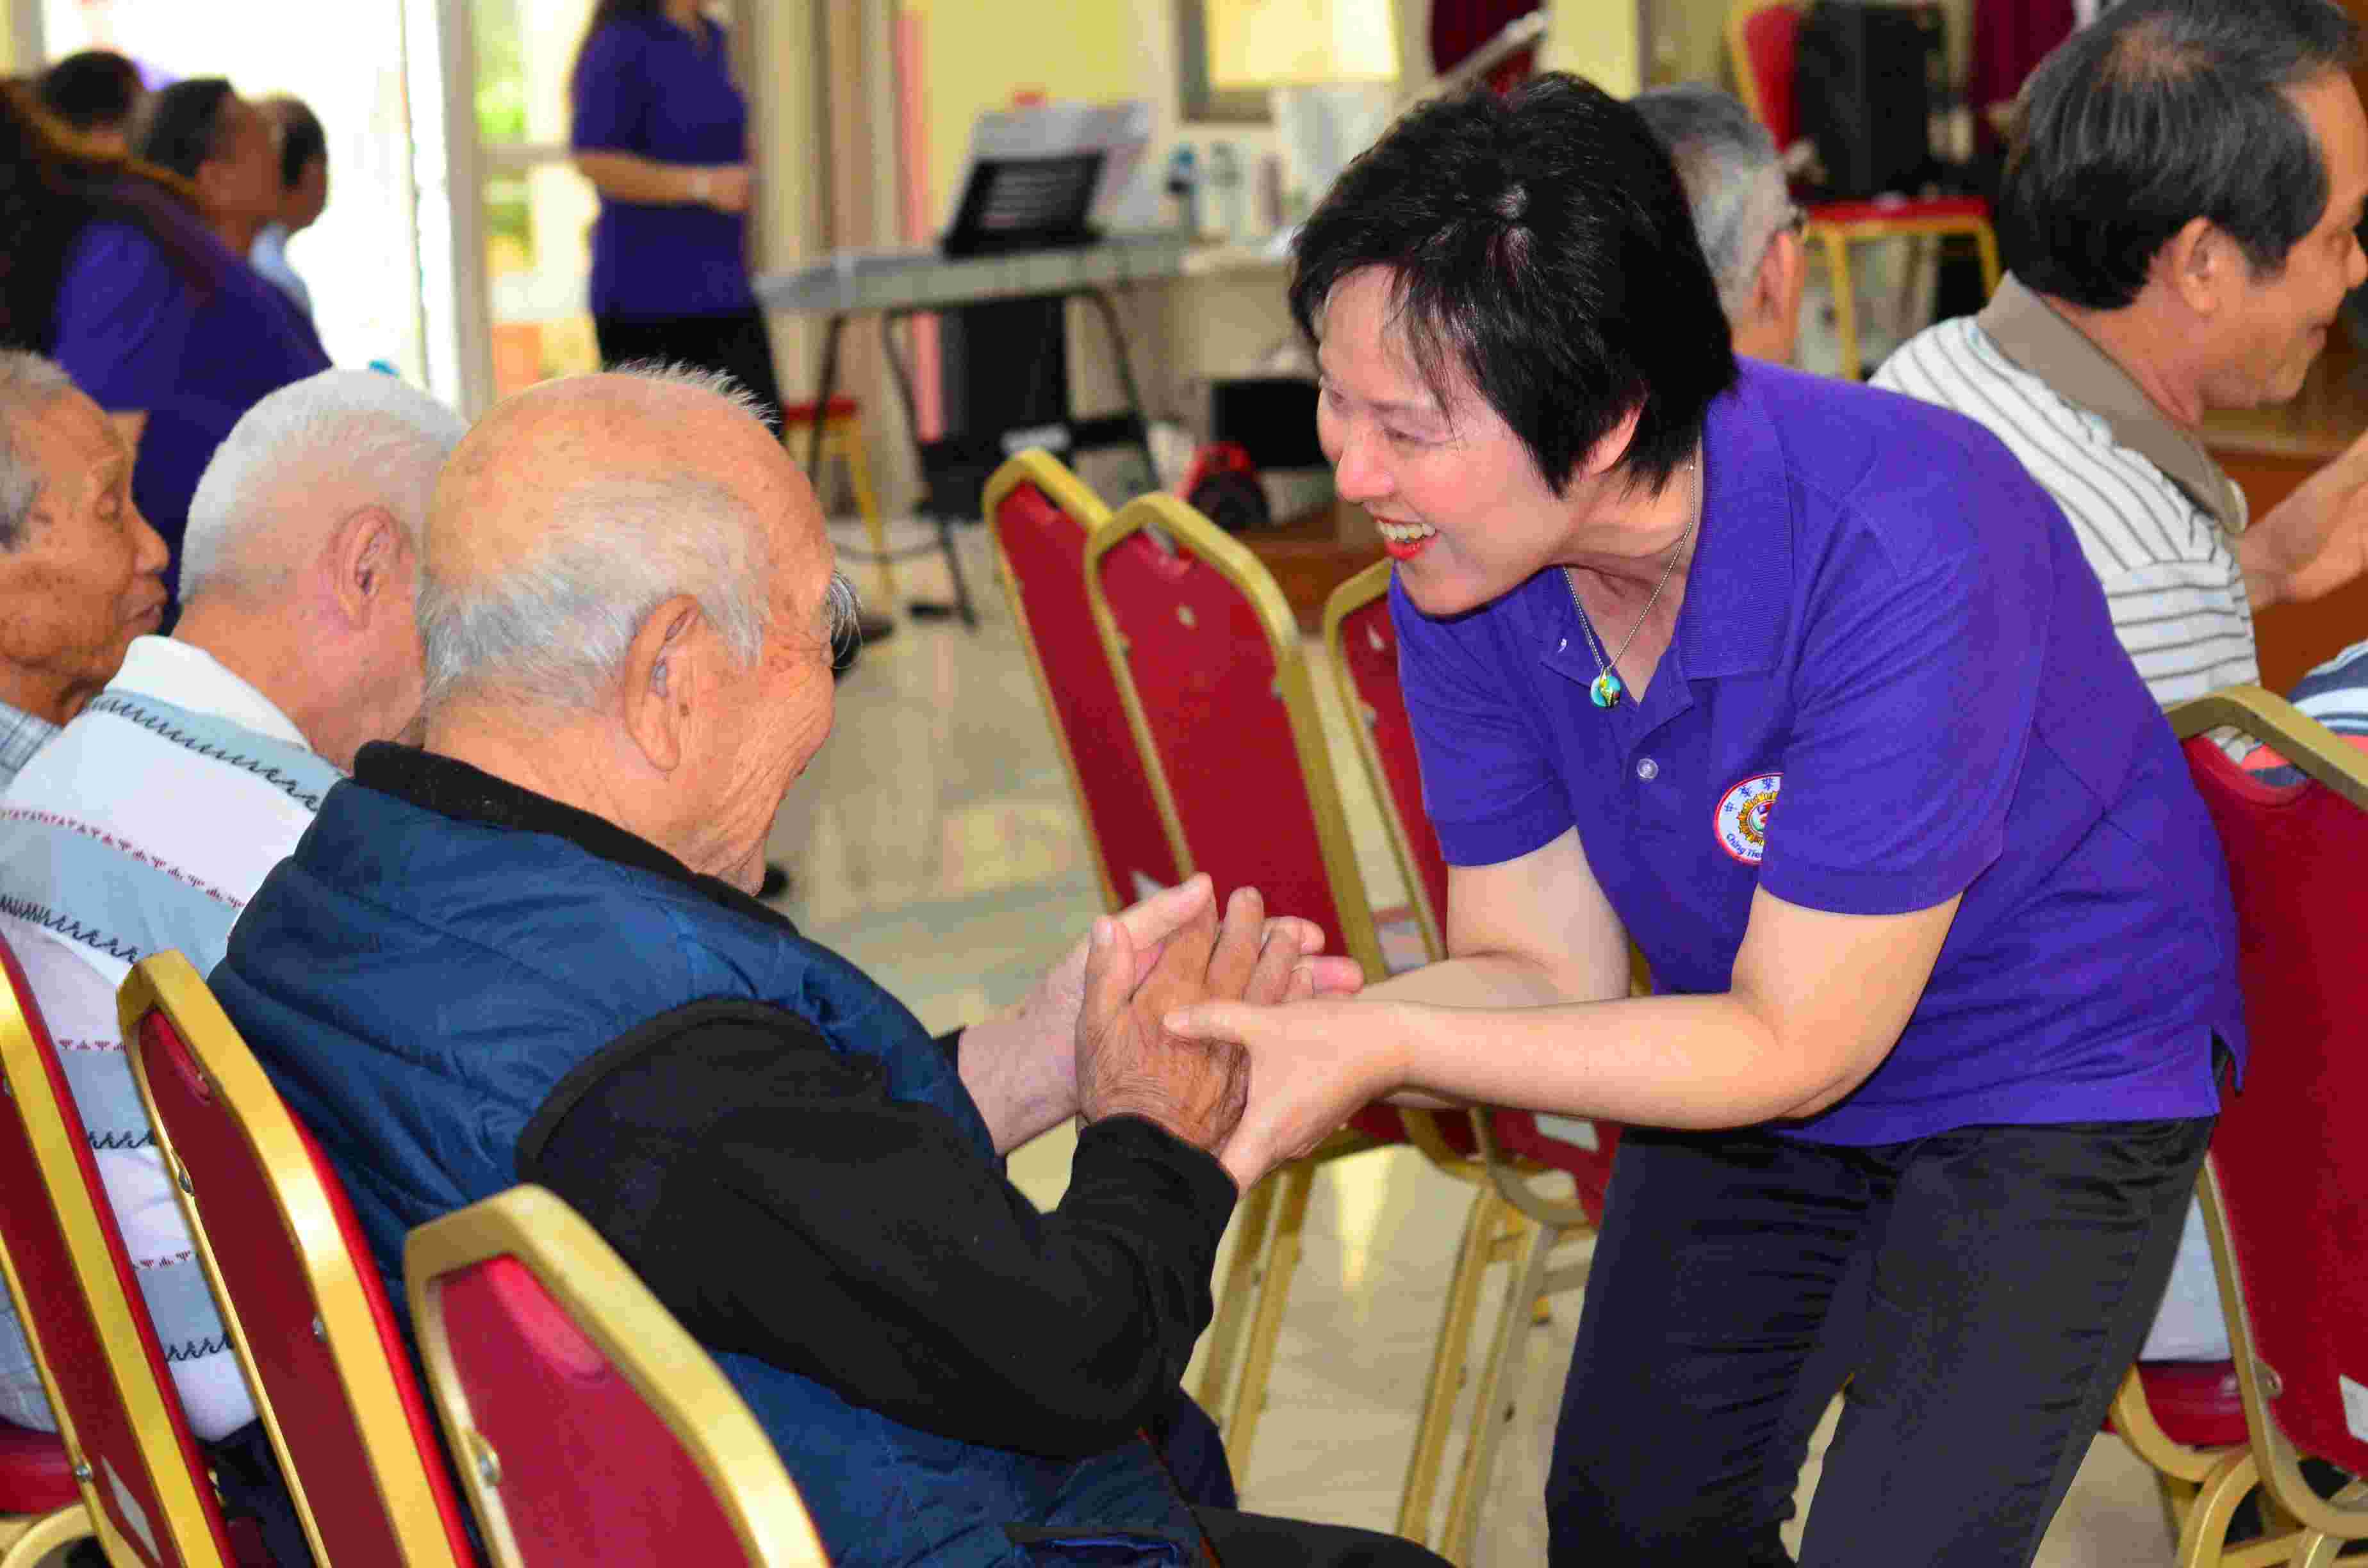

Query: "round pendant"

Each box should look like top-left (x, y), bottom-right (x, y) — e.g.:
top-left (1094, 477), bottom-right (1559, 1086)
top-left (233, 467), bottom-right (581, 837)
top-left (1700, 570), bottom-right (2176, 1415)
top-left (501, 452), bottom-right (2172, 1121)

top-left (1590, 672), bottom-right (1623, 708)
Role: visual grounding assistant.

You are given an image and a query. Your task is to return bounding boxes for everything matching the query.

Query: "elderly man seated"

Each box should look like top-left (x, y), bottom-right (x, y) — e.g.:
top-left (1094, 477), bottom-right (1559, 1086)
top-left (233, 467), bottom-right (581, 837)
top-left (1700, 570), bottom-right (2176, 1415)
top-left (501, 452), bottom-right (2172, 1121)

top-left (1632, 83), bottom-right (1808, 365)
top-left (210, 365), bottom-right (1450, 1568)
top-left (0, 352), bottom-right (170, 787)
top-left (0, 365), bottom-right (463, 1561)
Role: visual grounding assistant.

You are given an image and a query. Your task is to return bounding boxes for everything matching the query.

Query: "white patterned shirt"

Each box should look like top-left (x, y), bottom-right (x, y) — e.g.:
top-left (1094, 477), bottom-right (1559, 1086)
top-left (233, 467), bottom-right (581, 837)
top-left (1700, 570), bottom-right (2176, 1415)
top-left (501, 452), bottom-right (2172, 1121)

top-left (0, 700), bottom-right (59, 791)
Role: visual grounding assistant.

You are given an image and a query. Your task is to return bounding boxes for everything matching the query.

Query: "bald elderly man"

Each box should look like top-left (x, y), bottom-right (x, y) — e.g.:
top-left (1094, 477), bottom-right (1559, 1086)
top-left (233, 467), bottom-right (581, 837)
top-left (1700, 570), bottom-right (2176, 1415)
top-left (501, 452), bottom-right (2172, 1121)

top-left (210, 365), bottom-right (1447, 1568)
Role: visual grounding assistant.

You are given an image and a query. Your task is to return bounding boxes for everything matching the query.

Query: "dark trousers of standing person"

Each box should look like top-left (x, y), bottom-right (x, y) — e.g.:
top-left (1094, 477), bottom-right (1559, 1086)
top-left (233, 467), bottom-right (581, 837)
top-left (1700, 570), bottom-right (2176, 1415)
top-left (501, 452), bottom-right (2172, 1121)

top-left (1546, 1115), bottom-right (2210, 1567)
top-left (595, 309), bottom-right (786, 427)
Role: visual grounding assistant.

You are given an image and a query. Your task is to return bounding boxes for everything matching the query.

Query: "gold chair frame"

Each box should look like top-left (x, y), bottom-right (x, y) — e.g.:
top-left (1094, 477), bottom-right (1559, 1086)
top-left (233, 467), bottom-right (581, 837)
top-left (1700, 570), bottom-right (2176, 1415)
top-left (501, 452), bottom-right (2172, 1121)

top-left (1085, 496), bottom-right (1476, 1483)
top-left (0, 955), bottom-right (222, 1567)
top-left (982, 451), bottom-right (1134, 916)
top-left (406, 1185), bottom-right (830, 1568)
top-left (1322, 561), bottom-right (1604, 1560)
top-left (121, 951), bottom-right (468, 1568)
top-left (2162, 687), bottom-right (2368, 1567)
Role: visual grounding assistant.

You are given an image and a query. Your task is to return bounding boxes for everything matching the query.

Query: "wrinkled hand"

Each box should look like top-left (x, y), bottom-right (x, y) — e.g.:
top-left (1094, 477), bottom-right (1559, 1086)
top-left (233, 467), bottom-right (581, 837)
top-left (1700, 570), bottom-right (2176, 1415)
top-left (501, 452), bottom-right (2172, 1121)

top-left (1005, 877), bottom-right (1363, 1125)
top-left (1162, 993), bottom-right (1401, 1191)
top-left (1078, 887), bottom-right (1356, 1164)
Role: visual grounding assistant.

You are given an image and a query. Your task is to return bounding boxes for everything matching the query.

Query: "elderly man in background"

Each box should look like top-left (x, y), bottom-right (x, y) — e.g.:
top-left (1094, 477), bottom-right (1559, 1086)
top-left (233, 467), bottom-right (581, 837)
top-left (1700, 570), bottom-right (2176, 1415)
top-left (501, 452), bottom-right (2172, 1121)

top-left (1875, 0), bottom-right (2368, 1367)
top-left (251, 96), bottom-right (327, 321)
top-left (0, 367), bottom-right (462, 1563)
top-left (210, 365), bottom-right (1447, 1568)
top-left (0, 352), bottom-right (168, 787)
top-left (1633, 83), bottom-right (1809, 364)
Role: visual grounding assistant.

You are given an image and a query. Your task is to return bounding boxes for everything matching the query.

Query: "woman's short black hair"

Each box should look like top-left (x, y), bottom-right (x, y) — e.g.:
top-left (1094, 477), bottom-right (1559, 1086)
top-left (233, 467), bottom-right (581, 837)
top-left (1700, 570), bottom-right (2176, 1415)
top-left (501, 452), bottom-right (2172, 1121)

top-left (35, 51), bottom-right (142, 136)
top-left (267, 96), bottom-right (325, 190)
top-left (134, 78), bottom-right (236, 184)
top-left (1288, 72), bottom-right (1737, 497)
top-left (2001, 0), bottom-right (2362, 310)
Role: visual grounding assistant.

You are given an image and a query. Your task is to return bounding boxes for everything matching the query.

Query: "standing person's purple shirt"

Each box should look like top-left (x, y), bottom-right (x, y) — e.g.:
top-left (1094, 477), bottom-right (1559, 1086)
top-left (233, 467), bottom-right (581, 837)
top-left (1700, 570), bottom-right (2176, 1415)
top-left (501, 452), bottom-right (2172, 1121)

top-left (1393, 361), bottom-right (2243, 1145)
top-left (571, 15), bottom-right (755, 321)
top-left (50, 216), bottom-right (328, 613)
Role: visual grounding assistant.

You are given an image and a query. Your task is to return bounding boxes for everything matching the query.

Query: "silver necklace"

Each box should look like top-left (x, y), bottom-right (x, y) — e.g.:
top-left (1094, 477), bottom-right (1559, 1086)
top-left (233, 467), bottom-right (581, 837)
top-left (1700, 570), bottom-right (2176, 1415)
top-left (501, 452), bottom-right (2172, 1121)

top-left (1565, 461), bottom-right (1699, 710)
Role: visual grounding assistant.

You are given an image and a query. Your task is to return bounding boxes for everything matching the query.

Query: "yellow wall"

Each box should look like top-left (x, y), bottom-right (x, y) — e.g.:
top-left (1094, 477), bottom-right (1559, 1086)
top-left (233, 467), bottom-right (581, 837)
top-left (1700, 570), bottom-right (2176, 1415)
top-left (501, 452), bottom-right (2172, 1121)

top-left (910, 0), bottom-right (1160, 225)
top-left (1544, 0), bottom-right (1643, 95)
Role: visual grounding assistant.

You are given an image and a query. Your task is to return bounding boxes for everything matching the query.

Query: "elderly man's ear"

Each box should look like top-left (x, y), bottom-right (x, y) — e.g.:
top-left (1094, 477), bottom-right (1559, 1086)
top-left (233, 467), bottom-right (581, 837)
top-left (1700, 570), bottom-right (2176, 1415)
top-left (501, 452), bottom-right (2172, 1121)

top-left (620, 594), bottom-right (708, 774)
top-left (330, 505), bottom-right (408, 627)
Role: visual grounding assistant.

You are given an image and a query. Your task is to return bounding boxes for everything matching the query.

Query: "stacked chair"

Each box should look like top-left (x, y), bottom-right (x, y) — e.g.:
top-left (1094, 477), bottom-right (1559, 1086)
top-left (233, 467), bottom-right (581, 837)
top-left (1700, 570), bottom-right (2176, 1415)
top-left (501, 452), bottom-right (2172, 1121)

top-left (2158, 687), bottom-right (2368, 1567)
top-left (1323, 562), bottom-right (1621, 1560)
top-left (1078, 488), bottom-right (1488, 1483)
top-left (0, 934), bottom-right (243, 1567)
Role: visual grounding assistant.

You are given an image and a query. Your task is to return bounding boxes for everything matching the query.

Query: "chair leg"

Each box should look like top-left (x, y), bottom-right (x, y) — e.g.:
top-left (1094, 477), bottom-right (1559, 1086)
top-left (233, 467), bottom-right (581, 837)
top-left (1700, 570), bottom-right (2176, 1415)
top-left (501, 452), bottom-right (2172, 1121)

top-left (1196, 1171), bottom-right (1281, 1423)
top-left (1442, 1216), bottom-right (1574, 1565)
top-left (2176, 1450), bottom-right (2258, 1567)
top-left (1398, 1185), bottom-right (1520, 1546)
top-left (1973, 222), bottom-right (2003, 294)
top-left (830, 414), bottom-right (897, 607)
top-left (0, 1503), bottom-right (91, 1568)
top-left (1816, 229), bottom-right (1861, 381)
top-left (1223, 1159), bottom-right (1320, 1482)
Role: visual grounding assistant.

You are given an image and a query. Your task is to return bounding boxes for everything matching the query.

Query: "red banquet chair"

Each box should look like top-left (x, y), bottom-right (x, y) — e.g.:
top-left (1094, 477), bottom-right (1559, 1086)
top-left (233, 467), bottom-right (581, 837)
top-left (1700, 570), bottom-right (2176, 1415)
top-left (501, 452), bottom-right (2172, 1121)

top-left (1086, 496), bottom-right (1481, 1481)
top-left (0, 935), bottom-right (238, 1567)
top-left (121, 951), bottom-right (479, 1568)
top-left (983, 451), bottom-right (1185, 915)
top-left (1323, 562), bottom-right (1622, 1556)
top-left (2162, 688), bottom-right (2368, 1567)
top-left (406, 1186), bottom-right (830, 1568)
top-left (1726, 0), bottom-right (2002, 379)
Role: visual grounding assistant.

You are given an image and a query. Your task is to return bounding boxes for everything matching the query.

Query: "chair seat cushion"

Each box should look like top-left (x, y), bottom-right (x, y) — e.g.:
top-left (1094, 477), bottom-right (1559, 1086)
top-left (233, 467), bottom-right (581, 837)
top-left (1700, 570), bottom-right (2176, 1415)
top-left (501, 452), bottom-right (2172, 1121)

top-left (2134, 1360), bottom-right (2248, 1450)
top-left (1805, 193), bottom-right (1992, 227)
top-left (778, 395), bottom-right (860, 425)
top-left (0, 1417), bottom-right (79, 1514)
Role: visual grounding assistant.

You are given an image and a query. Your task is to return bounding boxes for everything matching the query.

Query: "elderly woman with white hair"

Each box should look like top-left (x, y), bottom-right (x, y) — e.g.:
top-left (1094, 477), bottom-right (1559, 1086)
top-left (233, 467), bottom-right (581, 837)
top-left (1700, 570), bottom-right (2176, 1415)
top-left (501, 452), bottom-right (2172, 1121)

top-left (0, 363), bottom-right (465, 1564)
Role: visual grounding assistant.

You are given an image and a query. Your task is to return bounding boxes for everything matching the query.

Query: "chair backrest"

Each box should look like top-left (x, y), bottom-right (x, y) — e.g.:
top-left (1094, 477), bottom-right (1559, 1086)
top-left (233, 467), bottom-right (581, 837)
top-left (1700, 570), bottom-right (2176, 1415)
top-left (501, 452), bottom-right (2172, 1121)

top-left (985, 452), bottom-right (1186, 913)
top-left (1322, 562), bottom-right (1449, 963)
top-left (1320, 565), bottom-right (1620, 1223)
top-left (2169, 689), bottom-right (2368, 1496)
top-left (1727, 0), bottom-right (1802, 151)
top-left (121, 952), bottom-right (477, 1568)
top-left (0, 936), bottom-right (234, 1568)
top-left (406, 1186), bottom-right (830, 1568)
top-left (1088, 491), bottom-right (1384, 979)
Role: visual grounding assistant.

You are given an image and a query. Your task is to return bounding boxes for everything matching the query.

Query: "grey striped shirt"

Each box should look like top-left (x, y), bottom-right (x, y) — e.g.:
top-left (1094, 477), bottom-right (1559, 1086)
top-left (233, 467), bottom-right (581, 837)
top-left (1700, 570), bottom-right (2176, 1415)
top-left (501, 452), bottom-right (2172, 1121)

top-left (1873, 316), bottom-right (2260, 708)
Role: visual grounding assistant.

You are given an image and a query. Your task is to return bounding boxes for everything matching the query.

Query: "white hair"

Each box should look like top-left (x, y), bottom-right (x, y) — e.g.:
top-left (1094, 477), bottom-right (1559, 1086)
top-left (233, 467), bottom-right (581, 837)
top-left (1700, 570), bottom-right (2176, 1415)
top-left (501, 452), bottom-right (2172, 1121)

top-left (181, 369), bottom-right (466, 599)
top-left (1632, 85), bottom-right (1796, 316)
top-left (418, 360), bottom-right (821, 715)
top-left (0, 352), bottom-right (78, 551)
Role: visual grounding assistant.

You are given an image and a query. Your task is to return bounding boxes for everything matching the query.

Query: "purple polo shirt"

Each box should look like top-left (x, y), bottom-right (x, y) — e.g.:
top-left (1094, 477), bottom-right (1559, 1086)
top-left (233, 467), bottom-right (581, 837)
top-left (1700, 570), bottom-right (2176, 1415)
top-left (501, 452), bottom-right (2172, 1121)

top-left (1394, 361), bottom-right (2242, 1145)
top-left (571, 16), bottom-right (755, 322)
top-left (52, 219), bottom-right (329, 613)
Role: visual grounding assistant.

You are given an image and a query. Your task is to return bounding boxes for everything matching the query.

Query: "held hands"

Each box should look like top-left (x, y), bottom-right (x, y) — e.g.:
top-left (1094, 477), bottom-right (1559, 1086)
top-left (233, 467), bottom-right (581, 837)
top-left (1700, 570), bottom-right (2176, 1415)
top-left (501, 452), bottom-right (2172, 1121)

top-left (1164, 993), bottom-right (1403, 1193)
top-left (1076, 885), bottom-right (1361, 1171)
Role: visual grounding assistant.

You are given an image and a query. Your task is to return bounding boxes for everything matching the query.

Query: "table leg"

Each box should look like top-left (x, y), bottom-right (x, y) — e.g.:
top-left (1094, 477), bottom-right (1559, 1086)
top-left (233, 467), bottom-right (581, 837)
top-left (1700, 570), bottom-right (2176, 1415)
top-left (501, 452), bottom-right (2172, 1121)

top-left (880, 306), bottom-right (978, 628)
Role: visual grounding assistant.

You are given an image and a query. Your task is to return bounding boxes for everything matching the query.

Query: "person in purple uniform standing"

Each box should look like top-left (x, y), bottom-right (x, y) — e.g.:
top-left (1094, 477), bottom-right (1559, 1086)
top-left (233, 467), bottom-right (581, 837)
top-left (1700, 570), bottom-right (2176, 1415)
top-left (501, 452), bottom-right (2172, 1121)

top-left (52, 78), bottom-right (330, 621)
top-left (570, 0), bottom-right (782, 417)
top-left (1163, 78), bottom-right (2246, 1566)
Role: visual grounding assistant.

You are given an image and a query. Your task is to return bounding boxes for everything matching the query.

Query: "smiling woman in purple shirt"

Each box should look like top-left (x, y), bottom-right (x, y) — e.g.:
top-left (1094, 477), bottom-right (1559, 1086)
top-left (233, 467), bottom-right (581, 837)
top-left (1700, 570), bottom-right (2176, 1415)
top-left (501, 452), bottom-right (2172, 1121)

top-left (1167, 77), bottom-right (2244, 1565)
top-left (569, 0), bottom-right (783, 421)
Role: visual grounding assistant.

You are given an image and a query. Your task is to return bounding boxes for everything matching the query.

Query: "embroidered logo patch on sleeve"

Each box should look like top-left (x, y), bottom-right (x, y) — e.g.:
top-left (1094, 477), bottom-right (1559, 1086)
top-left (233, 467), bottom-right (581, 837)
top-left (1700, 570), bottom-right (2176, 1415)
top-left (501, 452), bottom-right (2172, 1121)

top-left (1714, 772), bottom-right (1782, 865)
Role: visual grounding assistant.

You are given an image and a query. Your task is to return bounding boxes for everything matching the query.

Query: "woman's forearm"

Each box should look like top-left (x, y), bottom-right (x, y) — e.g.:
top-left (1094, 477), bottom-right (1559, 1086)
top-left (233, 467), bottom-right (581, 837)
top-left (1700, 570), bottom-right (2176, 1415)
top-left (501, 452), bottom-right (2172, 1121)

top-left (573, 148), bottom-right (709, 205)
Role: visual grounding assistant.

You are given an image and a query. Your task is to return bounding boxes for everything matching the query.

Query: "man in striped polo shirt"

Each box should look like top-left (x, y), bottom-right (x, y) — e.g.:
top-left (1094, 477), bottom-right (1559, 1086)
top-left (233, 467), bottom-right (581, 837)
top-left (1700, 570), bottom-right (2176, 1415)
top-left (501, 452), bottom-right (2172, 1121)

top-left (1876, 0), bottom-right (2368, 1369)
top-left (0, 369), bottom-right (461, 1546)
top-left (1875, 0), bottom-right (2368, 715)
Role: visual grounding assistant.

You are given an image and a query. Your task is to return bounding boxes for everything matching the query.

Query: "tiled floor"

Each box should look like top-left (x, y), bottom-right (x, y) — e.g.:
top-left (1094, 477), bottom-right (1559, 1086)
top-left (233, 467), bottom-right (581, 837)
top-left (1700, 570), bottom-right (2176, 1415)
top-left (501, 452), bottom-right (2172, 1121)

top-left (774, 520), bottom-right (2176, 1565)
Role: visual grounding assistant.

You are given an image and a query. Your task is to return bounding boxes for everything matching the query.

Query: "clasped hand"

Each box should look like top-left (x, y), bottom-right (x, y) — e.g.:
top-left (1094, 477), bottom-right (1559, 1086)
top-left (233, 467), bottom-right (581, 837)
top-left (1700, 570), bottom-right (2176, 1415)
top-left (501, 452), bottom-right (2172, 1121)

top-left (1076, 879), bottom-right (1358, 1180)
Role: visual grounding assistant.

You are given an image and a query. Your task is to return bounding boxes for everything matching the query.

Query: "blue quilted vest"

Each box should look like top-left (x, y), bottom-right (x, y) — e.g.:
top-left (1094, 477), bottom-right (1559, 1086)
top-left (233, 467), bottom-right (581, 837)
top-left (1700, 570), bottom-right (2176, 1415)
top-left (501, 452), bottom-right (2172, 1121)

top-left (209, 776), bottom-right (1201, 1567)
